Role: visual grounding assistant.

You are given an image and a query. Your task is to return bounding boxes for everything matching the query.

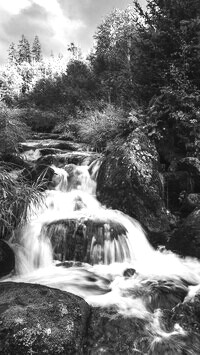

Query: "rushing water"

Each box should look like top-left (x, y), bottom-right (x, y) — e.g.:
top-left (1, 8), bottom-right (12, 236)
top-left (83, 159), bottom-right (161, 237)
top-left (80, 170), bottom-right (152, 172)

top-left (4, 157), bottom-right (200, 352)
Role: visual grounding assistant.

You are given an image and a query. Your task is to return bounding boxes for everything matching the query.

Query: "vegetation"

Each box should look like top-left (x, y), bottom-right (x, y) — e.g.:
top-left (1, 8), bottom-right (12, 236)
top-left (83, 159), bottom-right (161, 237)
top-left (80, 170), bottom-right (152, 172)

top-left (77, 104), bottom-right (132, 151)
top-left (0, 166), bottom-right (44, 239)
top-left (1, 0), bottom-right (200, 238)
top-left (0, 103), bottom-right (30, 155)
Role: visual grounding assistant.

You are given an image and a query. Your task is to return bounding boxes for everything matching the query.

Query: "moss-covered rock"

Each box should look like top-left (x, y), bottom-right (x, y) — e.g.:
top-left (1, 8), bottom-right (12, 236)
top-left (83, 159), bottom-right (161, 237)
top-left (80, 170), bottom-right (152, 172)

top-left (0, 282), bottom-right (90, 355)
top-left (97, 130), bottom-right (169, 243)
top-left (168, 209), bottom-right (200, 258)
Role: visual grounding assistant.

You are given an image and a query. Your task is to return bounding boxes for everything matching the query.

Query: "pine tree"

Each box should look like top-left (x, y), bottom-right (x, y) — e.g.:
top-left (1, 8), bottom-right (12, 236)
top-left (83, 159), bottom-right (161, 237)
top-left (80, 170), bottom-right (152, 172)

top-left (17, 35), bottom-right (31, 64)
top-left (32, 35), bottom-right (42, 62)
top-left (8, 42), bottom-right (17, 64)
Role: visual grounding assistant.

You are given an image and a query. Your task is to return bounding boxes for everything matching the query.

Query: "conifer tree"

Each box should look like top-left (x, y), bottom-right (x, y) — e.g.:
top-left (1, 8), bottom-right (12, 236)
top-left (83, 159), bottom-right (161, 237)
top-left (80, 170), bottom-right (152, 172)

top-left (8, 42), bottom-right (17, 64)
top-left (32, 35), bottom-right (42, 62)
top-left (17, 35), bottom-right (31, 64)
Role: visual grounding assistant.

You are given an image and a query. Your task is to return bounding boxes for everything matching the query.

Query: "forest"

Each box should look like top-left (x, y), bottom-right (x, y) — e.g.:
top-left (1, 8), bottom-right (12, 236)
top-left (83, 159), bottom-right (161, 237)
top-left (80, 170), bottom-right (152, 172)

top-left (1, 0), bottom-right (200, 237)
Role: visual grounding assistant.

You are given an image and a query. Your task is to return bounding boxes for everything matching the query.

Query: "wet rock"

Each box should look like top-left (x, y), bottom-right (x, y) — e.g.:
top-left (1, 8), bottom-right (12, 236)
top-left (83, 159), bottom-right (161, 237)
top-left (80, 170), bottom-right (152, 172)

top-left (170, 292), bottom-right (200, 334)
top-left (176, 157), bottom-right (200, 191)
top-left (179, 192), bottom-right (200, 215)
top-left (155, 294), bottom-right (200, 355)
top-left (0, 282), bottom-right (90, 355)
top-left (41, 218), bottom-right (130, 264)
top-left (0, 241), bottom-right (15, 278)
top-left (37, 152), bottom-right (101, 168)
top-left (123, 278), bottom-right (188, 312)
top-left (167, 209), bottom-right (200, 258)
top-left (19, 140), bottom-right (89, 152)
top-left (123, 268), bottom-right (136, 278)
top-left (163, 171), bottom-right (191, 211)
top-left (85, 307), bottom-right (150, 355)
top-left (97, 130), bottom-right (170, 240)
top-left (86, 286), bottom-right (200, 355)
top-left (56, 261), bottom-right (85, 268)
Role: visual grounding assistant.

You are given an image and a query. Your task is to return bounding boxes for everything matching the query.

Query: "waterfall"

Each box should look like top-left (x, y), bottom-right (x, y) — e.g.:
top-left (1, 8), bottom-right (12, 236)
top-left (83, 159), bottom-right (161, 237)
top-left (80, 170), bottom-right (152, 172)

top-left (13, 161), bottom-right (154, 273)
top-left (3, 156), bottom-right (200, 353)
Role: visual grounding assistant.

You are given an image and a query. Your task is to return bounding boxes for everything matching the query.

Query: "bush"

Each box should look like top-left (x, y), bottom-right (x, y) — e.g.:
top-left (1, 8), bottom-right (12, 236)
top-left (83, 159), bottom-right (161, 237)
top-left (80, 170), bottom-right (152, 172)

top-left (0, 165), bottom-right (45, 239)
top-left (76, 104), bottom-right (133, 151)
top-left (22, 107), bottom-right (61, 132)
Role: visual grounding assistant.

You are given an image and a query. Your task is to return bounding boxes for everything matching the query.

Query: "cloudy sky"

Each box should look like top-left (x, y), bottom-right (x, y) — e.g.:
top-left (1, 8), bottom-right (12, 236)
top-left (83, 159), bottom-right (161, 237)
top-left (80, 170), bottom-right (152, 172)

top-left (0, 0), bottom-right (146, 64)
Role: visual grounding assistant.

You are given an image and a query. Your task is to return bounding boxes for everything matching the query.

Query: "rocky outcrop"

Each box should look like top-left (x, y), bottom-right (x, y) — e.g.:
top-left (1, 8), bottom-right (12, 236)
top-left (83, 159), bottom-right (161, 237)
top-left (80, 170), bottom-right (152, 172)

top-left (167, 209), bottom-right (200, 258)
top-left (176, 157), bottom-right (200, 191)
top-left (163, 171), bottom-right (191, 211)
top-left (96, 130), bottom-right (170, 241)
top-left (0, 240), bottom-right (15, 278)
top-left (0, 282), bottom-right (90, 355)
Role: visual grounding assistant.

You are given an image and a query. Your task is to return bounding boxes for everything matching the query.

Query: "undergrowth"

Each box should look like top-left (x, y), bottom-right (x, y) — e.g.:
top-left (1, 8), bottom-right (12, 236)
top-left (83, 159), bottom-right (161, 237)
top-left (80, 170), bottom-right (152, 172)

top-left (0, 164), bottom-right (45, 239)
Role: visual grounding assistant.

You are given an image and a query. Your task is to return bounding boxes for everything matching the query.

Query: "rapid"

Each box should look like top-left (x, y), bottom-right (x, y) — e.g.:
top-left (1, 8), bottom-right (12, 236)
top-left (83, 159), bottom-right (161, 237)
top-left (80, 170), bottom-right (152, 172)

top-left (3, 157), bottom-right (200, 353)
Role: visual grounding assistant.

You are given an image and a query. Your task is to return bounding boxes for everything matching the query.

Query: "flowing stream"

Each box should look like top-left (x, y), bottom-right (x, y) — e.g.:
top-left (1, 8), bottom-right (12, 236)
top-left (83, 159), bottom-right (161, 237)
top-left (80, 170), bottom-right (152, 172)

top-left (4, 155), bottom-right (200, 352)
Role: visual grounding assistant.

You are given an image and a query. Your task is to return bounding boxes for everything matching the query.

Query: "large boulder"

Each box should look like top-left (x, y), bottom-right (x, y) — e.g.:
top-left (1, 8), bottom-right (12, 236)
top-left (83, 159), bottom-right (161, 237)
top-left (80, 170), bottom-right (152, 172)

top-left (96, 130), bottom-right (170, 240)
top-left (0, 240), bottom-right (15, 278)
top-left (0, 282), bottom-right (90, 355)
top-left (41, 217), bottom-right (131, 264)
top-left (167, 209), bottom-right (200, 258)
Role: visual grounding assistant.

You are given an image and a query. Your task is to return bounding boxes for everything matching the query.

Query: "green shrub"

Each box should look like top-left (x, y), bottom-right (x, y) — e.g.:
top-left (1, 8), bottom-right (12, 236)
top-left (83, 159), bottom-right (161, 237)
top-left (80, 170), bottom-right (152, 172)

top-left (76, 104), bottom-right (131, 151)
top-left (22, 107), bottom-right (61, 132)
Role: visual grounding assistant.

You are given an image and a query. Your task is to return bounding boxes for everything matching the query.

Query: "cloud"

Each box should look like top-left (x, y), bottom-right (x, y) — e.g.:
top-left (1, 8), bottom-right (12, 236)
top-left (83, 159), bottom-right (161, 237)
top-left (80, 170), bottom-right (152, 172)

top-left (0, 0), bottom-right (146, 64)
top-left (0, 0), bottom-right (30, 15)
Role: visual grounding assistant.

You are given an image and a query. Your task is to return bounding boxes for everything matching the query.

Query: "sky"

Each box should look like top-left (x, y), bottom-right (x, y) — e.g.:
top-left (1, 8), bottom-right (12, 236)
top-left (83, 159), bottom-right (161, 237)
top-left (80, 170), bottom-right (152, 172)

top-left (0, 0), bottom-right (146, 64)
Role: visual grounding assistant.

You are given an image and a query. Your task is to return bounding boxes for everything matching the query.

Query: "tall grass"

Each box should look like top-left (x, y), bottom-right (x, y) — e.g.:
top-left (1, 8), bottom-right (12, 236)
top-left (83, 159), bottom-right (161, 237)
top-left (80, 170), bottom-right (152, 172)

top-left (0, 103), bottom-right (30, 155)
top-left (77, 104), bottom-right (130, 151)
top-left (0, 165), bottom-right (45, 239)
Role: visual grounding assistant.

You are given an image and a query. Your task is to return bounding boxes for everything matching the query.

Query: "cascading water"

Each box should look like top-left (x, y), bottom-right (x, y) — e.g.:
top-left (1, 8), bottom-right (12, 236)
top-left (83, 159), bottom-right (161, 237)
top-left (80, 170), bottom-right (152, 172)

top-left (3, 157), bottom-right (200, 353)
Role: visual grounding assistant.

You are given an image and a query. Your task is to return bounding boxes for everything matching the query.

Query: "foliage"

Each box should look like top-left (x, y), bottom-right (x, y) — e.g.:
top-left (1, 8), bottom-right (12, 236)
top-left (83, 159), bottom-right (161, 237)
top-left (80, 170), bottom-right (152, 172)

top-left (22, 107), bottom-right (61, 132)
top-left (0, 164), bottom-right (45, 239)
top-left (0, 103), bottom-right (30, 155)
top-left (91, 7), bottom-right (137, 108)
top-left (132, 0), bottom-right (200, 104)
top-left (146, 65), bottom-right (200, 155)
top-left (29, 59), bottom-right (99, 113)
top-left (17, 35), bottom-right (31, 64)
top-left (32, 35), bottom-right (42, 62)
top-left (76, 104), bottom-right (132, 151)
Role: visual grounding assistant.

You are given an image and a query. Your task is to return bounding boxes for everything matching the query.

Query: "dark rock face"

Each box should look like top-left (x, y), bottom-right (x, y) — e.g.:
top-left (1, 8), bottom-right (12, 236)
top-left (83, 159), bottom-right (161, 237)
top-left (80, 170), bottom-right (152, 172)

top-left (97, 131), bottom-right (169, 239)
top-left (0, 282), bottom-right (90, 355)
top-left (163, 171), bottom-right (191, 211)
top-left (0, 240), bottom-right (15, 278)
top-left (177, 157), bottom-right (200, 191)
top-left (168, 209), bottom-right (200, 258)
